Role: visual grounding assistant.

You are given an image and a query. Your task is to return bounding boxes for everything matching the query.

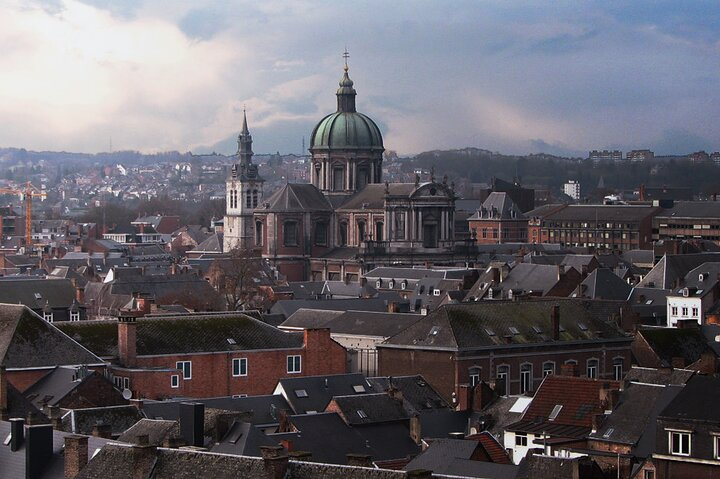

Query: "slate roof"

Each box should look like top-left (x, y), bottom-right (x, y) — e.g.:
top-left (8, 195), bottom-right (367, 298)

top-left (655, 201), bottom-right (720, 219)
top-left (116, 418), bottom-right (177, 446)
top-left (0, 304), bottom-right (103, 368)
top-left (624, 366), bottom-right (695, 386)
top-left (468, 192), bottom-right (524, 220)
top-left (270, 296), bottom-right (403, 318)
top-left (275, 373), bottom-right (369, 415)
top-left (191, 233), bottom-right (223, 253)
top-left (0, 421), bottom-right (116, 479)
top-left (579, 268), bottom-right (632, 301)
top-left (23, 366), bottom-right (117, 409)
top-left (381, 299), bottom-right (630, 352)
top-left (330, 393), bottom-right (410, 425)
top-left (473, 395), bottom-right (526, 438)
top-left (280, 308), bottom-right (343, 330)
top-left (366, 375), bottom-right (451, 412)
top-left (143, 394), bottom-right (291, 427)
top-left (0, 278), bottom-right (77, 309)
top-left (210, 420), bottom-right (280, 456)
top-left (495, 263), bottom-right (561, 295)
top-left (294, 310), bottom-right (423, 338)
top-left (589, 383), bottom-right (683, 458)
top-left (56, 313), bottom-right (304, 357)
top-left (637, 327), bottom-right (715, 366)
top-left (64, 405), bottom-right (144, 436)
top-left (365, 267), bottom-right (448, 281)
top-left (638, 253), bottom-right (720, 289)
top-left (543, 204), bottom-right (661, 222)
top-left (260, 183), bottom-right (333, 213)
top-left (337, 183), bottom-right (416, 211)
top-left (404, 437), bottom-right (518, 478)
top-left (78, 443), bottom-right (410, 479)
top-left (658, 374), bottom-right (720, 423)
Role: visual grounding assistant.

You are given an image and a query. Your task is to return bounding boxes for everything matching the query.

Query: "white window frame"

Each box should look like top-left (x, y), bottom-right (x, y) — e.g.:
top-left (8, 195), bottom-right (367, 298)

top-left (70, 310), bottom-right (80, 321)
top-left (542, 361), bottom-right (555, 376)
top-left (613, 358), bottom-right (624, 381)
top-left (469, 367), bottom-right (481, 386)
top-left (682, 307), bottom-right (688, 316)
top-left (170, 374), bottom-right (179, 388)
top-left (671, 306), bottom-right (678, 316)
top-left (43, 312), bottom-right (54, 322)
top-left (692, 307), bottom-right (699, 317)
top-left (176, 361), bottom-right (192, 380)
top-left (515, 432), bottom-right (528, 447)
top-left (713, 433), bottom-right (720, 460)
top-left (668, 430), bottom-right (691, 456)
top-left (520, 364), bottom-right (532, 393)
top-left (287, 355), bottom-right (302, 374)
top-left (232, 357), bottom-right (248, 377)
top-left (587, 358), bottom-right (599, 379)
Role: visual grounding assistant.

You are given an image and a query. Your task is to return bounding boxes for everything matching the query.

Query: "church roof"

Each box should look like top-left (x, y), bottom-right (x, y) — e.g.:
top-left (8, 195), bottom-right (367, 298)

top-left (337, 183), bottom-right (429, 210)
top-left (260, 183), bottom-right (333, 213)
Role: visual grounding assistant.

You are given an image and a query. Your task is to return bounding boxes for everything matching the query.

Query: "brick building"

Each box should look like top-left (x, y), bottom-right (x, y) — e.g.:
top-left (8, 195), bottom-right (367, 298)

top-left (654, 202), bottom-right (720, 245)
top-left (377, 299), bottom-right (633, 402)
top-left (528, 204), bottom-right (662, 251)
top-left (468, 192), bottom-right (528, 244)
top-left (56, 311), bottom-right (347, 400)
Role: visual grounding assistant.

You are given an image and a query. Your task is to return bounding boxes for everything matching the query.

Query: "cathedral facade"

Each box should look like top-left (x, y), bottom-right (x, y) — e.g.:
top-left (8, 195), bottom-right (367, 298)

top-left (224, 63), bottom-right (464, 282)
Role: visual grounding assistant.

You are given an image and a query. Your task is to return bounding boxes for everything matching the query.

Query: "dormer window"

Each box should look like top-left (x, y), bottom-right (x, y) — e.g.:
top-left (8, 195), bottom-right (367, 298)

top-left (389, 280), bottom-right (395, 289)
top-left (376, 279), bottom-right (382, 289)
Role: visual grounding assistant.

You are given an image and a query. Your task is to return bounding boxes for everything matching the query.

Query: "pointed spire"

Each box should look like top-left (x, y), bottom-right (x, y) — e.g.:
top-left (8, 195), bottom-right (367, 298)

top-left (336, 49), bottom-right (356, 113)
top-left (237, 108), bottom-right (253, 165)
top-left (241, 108), bottom-right (249, 135)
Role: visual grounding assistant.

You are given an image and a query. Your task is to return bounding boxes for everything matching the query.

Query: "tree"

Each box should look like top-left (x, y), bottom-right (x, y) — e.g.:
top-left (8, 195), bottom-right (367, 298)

top-left (207, 246), bottom-right (267, 311)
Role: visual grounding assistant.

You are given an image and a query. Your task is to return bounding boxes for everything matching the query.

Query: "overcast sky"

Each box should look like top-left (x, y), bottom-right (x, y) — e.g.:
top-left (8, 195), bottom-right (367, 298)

top-left (1, 0), bottom-right (719, 157)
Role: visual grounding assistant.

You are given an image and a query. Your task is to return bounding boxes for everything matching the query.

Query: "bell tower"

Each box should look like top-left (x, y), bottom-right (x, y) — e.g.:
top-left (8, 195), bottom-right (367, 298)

top-left (223, 110), bottom-right (264, 251)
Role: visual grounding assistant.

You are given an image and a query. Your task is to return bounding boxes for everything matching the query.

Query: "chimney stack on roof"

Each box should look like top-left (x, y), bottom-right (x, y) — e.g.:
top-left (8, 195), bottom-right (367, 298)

top-left (551, 305), bottom-right (561, 341)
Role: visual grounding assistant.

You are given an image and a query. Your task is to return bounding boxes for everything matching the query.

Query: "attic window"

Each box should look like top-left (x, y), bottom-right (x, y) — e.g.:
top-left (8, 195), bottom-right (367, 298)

top-left (603, 428), bottom-right (614, 439)
top-left (696, 289), bottom-right (704, 296)
top-left (508, 326), bottom-right (520, 335)
top-left (433, 289), bottom-right (441, 296)
top-left (549, 405), bottom-right (563, 421)
top-left (34, 293), bottom-right (42, 300)
top-left (645, 299), bottom-right (653, 305)
top-left (578, 322), bottom-right (588, 331)
top-left (532, 326), bottom-right (543, 334)
top-left (429, 326), bottom-right (441, 336)
top-left (484, 328), bottom-right (496, 336)
top-left (227, 338), bottom-right (236, 345)
top-left (357, 410), bottom-right (368, 419)
top-left (353, 385), bottom-right (366, 393)
top-left (294, 389), bottom-right (308, 398)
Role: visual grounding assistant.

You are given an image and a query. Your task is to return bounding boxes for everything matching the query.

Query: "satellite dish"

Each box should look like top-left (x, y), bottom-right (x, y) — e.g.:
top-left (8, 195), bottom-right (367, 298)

top-left (122, 388), bottom-right (132, 400)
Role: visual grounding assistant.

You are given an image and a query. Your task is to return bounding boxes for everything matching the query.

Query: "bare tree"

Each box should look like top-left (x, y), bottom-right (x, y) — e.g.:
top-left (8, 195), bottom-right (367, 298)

top-left (207, 246), bottom-right (267, 311)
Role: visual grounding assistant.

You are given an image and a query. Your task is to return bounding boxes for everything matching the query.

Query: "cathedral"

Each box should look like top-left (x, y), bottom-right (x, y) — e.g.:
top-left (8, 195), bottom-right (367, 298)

top-left (224, 61), bottom-right (465, 282)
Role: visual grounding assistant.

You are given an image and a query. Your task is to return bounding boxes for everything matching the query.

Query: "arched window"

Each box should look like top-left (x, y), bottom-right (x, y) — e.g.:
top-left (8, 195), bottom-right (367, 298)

top-left (255, 221), bottom-right (263, 246)
top-left (613, 357), bottom-right (624, 381)
top-left (246, 191), bottom-right (252, 208)
top-left (520, 364), bottom-right (532, 393)
top-left (252, 189), bottom-right (259, 208)
top-left (542, 361), bottom-right (555, 376)
top-left (496, 365), bottom-right (510, 396)
top-left (587, 358), bottom-right (599, 379)
top-left (375, 222), bottom-right (384, 242)
top-left (333, 167), bottom-right (345, 191)
top-left (314, 222), bottom-right (327, 246)
top-left (357, 221), bottom-right (366, 243)
top-left (283, 221), bottom-right (298, 247)
top-left (339, 222), bottom-right (348, 246)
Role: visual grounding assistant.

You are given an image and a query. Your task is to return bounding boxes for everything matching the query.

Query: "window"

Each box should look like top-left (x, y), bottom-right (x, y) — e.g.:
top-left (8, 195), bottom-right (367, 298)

top-left (520, 364), bottom-right (532, 393)
top-left (671, 306), bottom-right (678, 316)
top-left (246, 191), bottom-right (252, 208)
top-left (357, 221), bottom-right (366, 243)
top-left (252, 189), bottom-right (258, 208)
top-left (70, 311), bottom-right (80, 321)
top-left (496, 365), bottom-right (509, 395)
top-left (339, 222), bottom-right (348, 246)
top-left (682, 307), bottom-right (688, 316)
top-left (692, 307), bottom-right (699, 317)
top-left (481, 228), bottom-right (487, 239)
top-left (170, 375), bottom-right (179, 388)
top-left (549, 405), bottom-right (563, 421)
top-left (469, 367), bottom-right (481, 386)
top-left (287, 355), bottom-right (302, 374)
top-left (613, 358), bottom-right (624, 381)
top-left (515, 433), bottom-right (528, 447)
top-left (587, 359), bottom-right (599, 379)
top-left (333, 167), bottom-right (345, 191)
top-left (669, 430), bottom-right (690, 456)
top-left (232, 358), bottom-right (247, 377)
top-left (542, 362), bottom-right (555, 376)
top-left (394, 212), bottom-right (405, 240)
top-left (176, 361), bottom-right (192, 380)
top-left (255, 221), bottom-right (263, 246)
top-left (644, 470), bottom-right (655, 479)
top-left (43, 312), bottom-right (53, 322)
top-left (375, 222), bottom-right (383, 242)
top-left (714, 435), bottom-right (720, 460)
top-left (283, 221), bottom-right (298, 247)
top-left (314, 222), bottom-right (327, 246)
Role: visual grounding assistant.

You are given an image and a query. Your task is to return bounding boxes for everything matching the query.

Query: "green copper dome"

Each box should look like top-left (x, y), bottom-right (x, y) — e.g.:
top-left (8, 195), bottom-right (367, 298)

top-left (310, 65), bottom-right (384, 152)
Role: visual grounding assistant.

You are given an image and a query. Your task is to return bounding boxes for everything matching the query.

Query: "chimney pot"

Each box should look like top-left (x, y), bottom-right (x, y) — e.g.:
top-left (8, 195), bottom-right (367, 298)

top-left (64, 435), bottom-right (89, 479)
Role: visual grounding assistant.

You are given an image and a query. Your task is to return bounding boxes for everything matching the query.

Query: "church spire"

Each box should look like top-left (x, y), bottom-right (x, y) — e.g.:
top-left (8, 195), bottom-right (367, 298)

top-left (238, 108), bottom-right (253, 165)
top-left (336, 49), bottom-right (356, 113)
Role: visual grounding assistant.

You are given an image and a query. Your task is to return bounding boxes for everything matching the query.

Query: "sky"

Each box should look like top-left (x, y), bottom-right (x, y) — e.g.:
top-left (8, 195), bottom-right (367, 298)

top-left (0, 0), bottom-right (719, 157)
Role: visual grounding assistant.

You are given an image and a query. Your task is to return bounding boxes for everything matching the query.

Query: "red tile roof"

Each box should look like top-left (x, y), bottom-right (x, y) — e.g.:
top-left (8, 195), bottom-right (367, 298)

top-left (466, 431), bottom-right (512, 464)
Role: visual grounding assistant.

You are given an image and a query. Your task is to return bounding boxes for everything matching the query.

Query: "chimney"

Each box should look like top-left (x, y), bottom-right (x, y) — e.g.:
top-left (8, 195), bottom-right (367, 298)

top-left (260, 446), bottom-right (289, 479)
top-left (551, 305), bottom-right (560, 340)
top-left (162, 436), bottom-right (186, 448)
top-left (456, 384), bottom-right (471, 411)
top-left (406, 470), bottom-right (433, 479)
top-left (288, 451), bottom-right (312, 461)
top-left (0, 365), bottom-right (7, 421)
top-left (10, 418), bottom-right (24, 452)
top-left (180, 402), bottom-right (205, 447)
top-left (91, 423), bottom-right (112, 439)
top-left (472, 381), bottom-right (496, 412)
top-left (346, 453), bottom-right (373, 467)
top-left (591, 414), bottom-right (606, 434)
top-left (47, 405), bottom-right (63, 430)
top-left (130, 399), bottom-right (144, 410)
top-left (117, 313), bottom-right (138, 367)
top-left (130, 435), bottom-right (158, 479)
top-left (409, 415), bottom-right (422, 445)
top-left (280, 439), bottom-right (293, 452)
top-left (25, 424), bottom-right (54, 479)
top-left (64, 435), bottom-right (88, 479)
top-left (386, 385), bottom-right (403, 402)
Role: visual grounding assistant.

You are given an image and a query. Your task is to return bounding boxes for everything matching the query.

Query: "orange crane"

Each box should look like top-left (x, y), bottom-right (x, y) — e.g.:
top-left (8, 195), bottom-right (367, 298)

top-left (0, 182), bottom-right (47, 252)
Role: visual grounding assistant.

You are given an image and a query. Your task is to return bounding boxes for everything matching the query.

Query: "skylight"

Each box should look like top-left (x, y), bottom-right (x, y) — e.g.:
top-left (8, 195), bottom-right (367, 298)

top-left (549, 405), bottom-right (563, 421)
top-left (34, 293), bottom-right (42, 300)
top-left (532, 326), bottom-right (543, 334)
top-left (484, 328), bottom-right (496, 336)
top-left (578, 322), bottom-right (588, 331)
top-left (226, 338), bottom-right (236, 345)
top-left (508, 326), bottom-right (520, 335)
top-left (603, 428), bottom-right (614, 439)
top-left (353, 385), bottom-right (366, 393)
top-left (294, 389), bottom-right (308, 398)
top-left (357, 410), bottom-right (368, 419)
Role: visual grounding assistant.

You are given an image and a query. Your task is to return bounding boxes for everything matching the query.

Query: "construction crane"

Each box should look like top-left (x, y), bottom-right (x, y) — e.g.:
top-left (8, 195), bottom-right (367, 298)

top-left (0, 182), bottom-right (47, 253)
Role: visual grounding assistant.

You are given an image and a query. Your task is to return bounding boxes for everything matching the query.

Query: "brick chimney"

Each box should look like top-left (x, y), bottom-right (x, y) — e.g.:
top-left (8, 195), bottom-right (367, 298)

top-left (551, 305), bottom-right (560, 340)
top-left (64, 435), bottom-right (88, 479)
top-left (91, 423), bottom-right (112, 439)
top-left (130, 435), bottom-right (158, 479)
top-left (260, 445), bottom-right (289, 479)
top-left (456, 384), bottom-right (471, 411)
top-left (472, 381), bottom-right (496, 412)
top-left (409, 415), bottom-right (422, 445)
top-left (118, 312), bottom-right (138, 367)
